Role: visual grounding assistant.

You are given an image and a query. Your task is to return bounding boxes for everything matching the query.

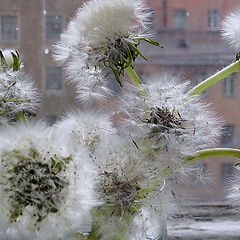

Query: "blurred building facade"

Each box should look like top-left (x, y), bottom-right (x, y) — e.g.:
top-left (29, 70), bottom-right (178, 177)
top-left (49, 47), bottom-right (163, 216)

top-left (0, 0), bottom-right (240, 201)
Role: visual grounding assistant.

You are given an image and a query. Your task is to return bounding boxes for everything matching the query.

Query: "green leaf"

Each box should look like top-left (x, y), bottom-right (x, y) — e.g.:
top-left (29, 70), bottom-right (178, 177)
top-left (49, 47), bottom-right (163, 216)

top-left (109, 62), bottom-right (123, 87)
top-left (135, 37), bottom-right (163, 47)
top-left (11, 52), bottom-right (21, 71)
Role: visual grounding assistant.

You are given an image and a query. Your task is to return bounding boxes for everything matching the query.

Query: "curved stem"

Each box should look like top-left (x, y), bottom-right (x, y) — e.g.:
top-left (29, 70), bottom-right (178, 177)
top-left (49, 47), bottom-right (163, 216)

top-left (160, 148), bottom-right (240, 178)
top-left (125, 65), bottom-right (142, 86)
top-left (184, 148), bottom-right (240, 164)
top-left (186, 60), bottom-right (240, 96)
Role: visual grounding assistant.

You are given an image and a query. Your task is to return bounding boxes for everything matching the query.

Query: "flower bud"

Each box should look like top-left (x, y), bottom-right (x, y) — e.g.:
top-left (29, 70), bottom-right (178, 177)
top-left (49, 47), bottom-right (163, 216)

top-left (0, 49), bottom-right (21, 71)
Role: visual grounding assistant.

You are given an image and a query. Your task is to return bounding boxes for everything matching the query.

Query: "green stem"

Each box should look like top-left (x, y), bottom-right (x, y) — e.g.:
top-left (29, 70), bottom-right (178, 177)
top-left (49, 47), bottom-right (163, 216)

top-left (186, 60), bottom-right (240, 96)
top-left (125, 65), bottom-right (142, 86)
top-left (160, 148), bottom-right (240, 178)
top-left (184, 148), bottom-right (240, 164)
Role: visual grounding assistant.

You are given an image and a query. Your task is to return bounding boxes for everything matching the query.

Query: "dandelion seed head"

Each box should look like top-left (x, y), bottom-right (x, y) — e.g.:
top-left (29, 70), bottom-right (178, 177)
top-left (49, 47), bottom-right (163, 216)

top-left (221, 9), bottom-right (240, 51)
top-left (119, 73), bottom-right (223, 171)
top-left (0, 70), bottom-right (40, 125)
top-left (53, 0), bottom-right (153, 98)
top-left (0, 123), bottom-right (99, 239)
top-left (76, 0), bottom-right (151, 47)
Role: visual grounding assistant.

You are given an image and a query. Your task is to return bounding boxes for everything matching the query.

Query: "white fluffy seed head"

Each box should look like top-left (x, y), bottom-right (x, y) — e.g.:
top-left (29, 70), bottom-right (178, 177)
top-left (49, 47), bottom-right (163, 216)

top-left (75, 0), bottom-right (151, 47)
top-left (0, 70), bottom-right (40, 125)
top-left (221, 9), bottom-right (240, 51)
top-left (53, 0), bottom-right (153, 104)
top-left (0, 123), bottom-right (99, 239)
top-left (118, 73), bottom-right (223, 172)
top-left (54, 0), bottom-right (151, 63)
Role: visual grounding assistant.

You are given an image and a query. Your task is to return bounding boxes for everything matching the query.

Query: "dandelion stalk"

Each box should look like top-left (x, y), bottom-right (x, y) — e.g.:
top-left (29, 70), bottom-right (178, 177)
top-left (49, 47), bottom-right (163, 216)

top-left (160, 148), bottom-right (240, 179)
top-left (184, 148), bottom-right (240, 164)
top-left (186, 60), bottom-right (240, 96)
top-left (125, 65), bottom-right (142, 86)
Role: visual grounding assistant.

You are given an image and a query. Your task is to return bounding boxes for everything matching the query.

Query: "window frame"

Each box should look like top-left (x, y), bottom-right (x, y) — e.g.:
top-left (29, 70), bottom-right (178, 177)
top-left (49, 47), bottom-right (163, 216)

top-left (207, 9), bottom-right (219, 30)
top-left (223, 75), bottom-right (235, 97)
top-left (45, 14), bottom-right (63, 42)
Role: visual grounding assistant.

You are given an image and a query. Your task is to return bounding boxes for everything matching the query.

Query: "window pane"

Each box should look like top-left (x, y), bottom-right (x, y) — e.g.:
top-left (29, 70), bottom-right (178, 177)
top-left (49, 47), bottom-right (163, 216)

top-left (207, 10), bottom-right (219, 29)
top-left (46, 15), bottom-right (62, 41)
top-left (46, 67), bottom-right (62, 90)
top-left (173, 9), bottom-right (186, 29)
top-left (1, 15), bottom-right (17, 41)
top-left (223, 75), bottom-right (234, 96)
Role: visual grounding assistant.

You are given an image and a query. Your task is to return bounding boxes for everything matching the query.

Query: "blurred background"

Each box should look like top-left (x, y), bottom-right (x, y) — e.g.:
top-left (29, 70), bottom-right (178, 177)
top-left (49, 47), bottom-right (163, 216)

top-left (0, 0), bottom-right (240, 238)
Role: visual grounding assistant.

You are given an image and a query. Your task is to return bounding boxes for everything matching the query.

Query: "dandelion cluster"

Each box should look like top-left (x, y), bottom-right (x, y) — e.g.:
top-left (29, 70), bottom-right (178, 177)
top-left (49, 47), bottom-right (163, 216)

top-left (1, 0), bottom-right (240, 240)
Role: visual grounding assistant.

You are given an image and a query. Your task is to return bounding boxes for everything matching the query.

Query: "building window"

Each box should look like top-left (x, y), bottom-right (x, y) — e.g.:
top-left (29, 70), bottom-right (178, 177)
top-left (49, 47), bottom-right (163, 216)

top-left (46, 67), bottom-right (62, 90)
top-left (173, 9), bottom-right (186, 29)
top-left (223, 75), bottom-right (234, 97)
top-left (221, 124), bottom-right (234, 146)
top-left (46, 15), bottom-right (62, 41)
top-left (1, 15), bottom-right (18, 41)
top-left (207, 10), bottom-right (219, 29)
top-left (221, 163), bottom-right (234, 185)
